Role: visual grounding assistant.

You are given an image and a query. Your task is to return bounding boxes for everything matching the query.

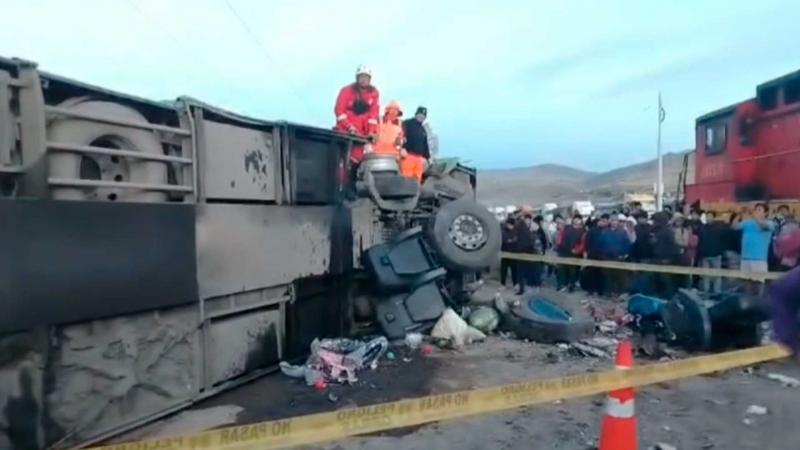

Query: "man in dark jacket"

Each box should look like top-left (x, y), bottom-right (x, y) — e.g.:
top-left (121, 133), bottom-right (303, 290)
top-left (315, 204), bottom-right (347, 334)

top-left (584, 214), bottom-right (609, 295)
top-left (651, 211), bottom-right (680, 297)
top-left (698, 211), bottom-right (728, 293)
top-left (631, 212), bottom-right (653, 262)
top-left (529, 215), bottom-right (548, 288)
top-left (514, 214), bottom-right (538, 294)
top-left (557, 215), bottom-right (586, 292)
top-left (587, 214), bottom-right (609, 259)
top-left (400, 107), bottom-right (430, 181)
top-left (500, 217), bottom-right (518, 287)
top-left (628, 212), bottom-right (653, 293)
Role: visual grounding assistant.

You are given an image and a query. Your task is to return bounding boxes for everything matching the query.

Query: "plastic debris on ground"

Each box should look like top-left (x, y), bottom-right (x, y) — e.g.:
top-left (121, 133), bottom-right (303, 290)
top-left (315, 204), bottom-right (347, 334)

top-left (569, 342), bottom-right (611, 358)
top-left (279, 362), bottom-right (323, 386)
top-left (468, 306), bottom-right (500, 333)
top-left (704, 398), bottom-right (731, 407)
top-left (597, 320), bottom-right (618, 334)
top-left (431, 308), bottom-right (486, 348)
top-left (628, 293), bottom-right (667, 318)
top-left (404, 332), bottom-right (424, 349)
top-left (493, 294), bottom-right (517, 315)
top-left (280, 336), bottom-right (389, 385)
top-left (650, 443), bottom-right (677, 450)
top-left (584, 336), bottom-right (618, 349)
top-left (766, 372), bottom-right (800, 388)
top-left (746, 405), bottom-right (768, 415)
top-left (585, 298), bottom-right (630, 324)
top-left (420, 343), bottom-right (434, 356)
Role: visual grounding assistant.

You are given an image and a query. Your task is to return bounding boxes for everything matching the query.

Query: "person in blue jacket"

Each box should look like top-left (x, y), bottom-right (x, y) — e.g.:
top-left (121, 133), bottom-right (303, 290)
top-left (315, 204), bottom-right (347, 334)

top-left (602, 214), bottom-right (632, 295)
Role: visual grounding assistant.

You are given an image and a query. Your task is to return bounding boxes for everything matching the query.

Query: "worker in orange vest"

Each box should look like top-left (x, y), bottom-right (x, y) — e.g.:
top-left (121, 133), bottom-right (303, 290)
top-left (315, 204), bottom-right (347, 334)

top-left (334, 65), bottom-right (380, 163)
top-left (373, 101), bottom-right (405, 158)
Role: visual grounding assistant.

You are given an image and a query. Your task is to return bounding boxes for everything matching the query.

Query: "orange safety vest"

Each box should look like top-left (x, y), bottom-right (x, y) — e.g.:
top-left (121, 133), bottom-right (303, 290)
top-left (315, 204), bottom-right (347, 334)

top-left (373, 120), bottom-right (404, 156)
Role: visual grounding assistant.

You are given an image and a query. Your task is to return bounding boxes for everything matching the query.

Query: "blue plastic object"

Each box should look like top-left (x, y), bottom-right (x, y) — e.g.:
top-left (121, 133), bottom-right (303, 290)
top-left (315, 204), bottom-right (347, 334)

top-left (627, 293), bottom-right (667, 318)
top-left (527, 297), bottom-right (573, 321)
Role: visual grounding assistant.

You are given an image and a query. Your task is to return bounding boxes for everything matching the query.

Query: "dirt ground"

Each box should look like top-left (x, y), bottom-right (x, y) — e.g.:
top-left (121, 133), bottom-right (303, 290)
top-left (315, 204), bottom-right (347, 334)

top-left (120, 281), bottom-right (800, 450)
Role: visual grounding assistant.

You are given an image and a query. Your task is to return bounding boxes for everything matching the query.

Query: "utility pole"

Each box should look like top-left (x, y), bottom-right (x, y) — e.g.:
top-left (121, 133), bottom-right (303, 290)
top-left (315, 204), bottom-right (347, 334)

top-left (656, 92), bottom-right (666, 211)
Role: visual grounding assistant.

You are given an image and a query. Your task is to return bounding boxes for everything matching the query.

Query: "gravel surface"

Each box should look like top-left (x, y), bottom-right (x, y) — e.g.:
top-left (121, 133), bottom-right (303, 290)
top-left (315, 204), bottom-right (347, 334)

top-left (121, 282), bottom-right (800, 450)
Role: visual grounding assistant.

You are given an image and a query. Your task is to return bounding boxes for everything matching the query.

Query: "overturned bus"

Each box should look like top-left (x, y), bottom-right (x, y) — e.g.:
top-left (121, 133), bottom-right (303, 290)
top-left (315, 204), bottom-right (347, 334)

top-left (0, 56), bottom-right (499, 449)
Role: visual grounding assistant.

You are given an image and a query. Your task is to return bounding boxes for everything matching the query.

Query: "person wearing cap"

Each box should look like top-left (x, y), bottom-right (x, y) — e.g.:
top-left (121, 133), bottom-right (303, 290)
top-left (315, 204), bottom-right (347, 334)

top-left (514, 213), bottom-right (541, 295)
top-left (630, 212), bottom-right (653, 263)
top-left (697, 210), bottom-right (728, 293)
top-left (556, 215), bottom-right (586, 292)
top-left (334, 65), bottom-right (380, 163)
top-left (500, 216), bottom-right (519, 288)
top-left (401, 106), bottom-right (430, 181)
top-left (671, 212), bottom-right (697, 288)
top-left (603, 214), bottom-right (632, 295)
top-left (373, 101), bottom-right (405, 157)
top-left (584, 214), bottom-right (610, 296)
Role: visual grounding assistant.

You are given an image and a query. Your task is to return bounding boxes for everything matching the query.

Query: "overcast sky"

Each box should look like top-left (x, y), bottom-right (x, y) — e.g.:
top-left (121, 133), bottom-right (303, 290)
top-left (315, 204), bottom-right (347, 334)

top-left (3, 0), bottom-right (799, 171)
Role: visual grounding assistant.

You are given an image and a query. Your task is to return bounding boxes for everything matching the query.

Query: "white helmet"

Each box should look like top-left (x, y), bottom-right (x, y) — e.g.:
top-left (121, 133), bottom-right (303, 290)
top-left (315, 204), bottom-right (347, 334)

top-left (355, 64), bottom-right (373, 78)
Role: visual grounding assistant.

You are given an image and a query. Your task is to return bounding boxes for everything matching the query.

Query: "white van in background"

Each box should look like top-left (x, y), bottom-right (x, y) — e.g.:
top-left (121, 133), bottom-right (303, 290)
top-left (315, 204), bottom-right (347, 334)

top-left (571, 200), bottom-right (595, 217)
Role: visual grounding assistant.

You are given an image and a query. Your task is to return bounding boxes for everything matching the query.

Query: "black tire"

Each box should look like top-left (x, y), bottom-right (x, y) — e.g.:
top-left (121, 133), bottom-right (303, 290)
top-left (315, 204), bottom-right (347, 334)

top-left (662, 289), bottom-right (712, 351)
top-left (501, 300), bottom-right (594, 343)
top-left (372, 174), bottom-right (419, 199)
top-left (426, 197), bottom-right (501, 271)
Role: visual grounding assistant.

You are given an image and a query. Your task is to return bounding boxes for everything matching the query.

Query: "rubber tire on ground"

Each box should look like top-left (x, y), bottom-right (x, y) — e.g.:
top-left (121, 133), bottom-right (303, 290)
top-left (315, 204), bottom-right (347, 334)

top-left (48, 100), bottom-right (167, 202)
top-left (501, 301), bottom-right (595, 343)
top-left (426, 197), bottom-right (501, 272)
top-left (372, 174), bottom-right (419, 199)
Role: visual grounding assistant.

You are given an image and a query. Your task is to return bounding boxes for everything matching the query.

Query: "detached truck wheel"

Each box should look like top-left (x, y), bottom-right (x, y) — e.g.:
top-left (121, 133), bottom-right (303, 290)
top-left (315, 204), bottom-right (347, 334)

top-left (427, 197), bottom-right (501, 272)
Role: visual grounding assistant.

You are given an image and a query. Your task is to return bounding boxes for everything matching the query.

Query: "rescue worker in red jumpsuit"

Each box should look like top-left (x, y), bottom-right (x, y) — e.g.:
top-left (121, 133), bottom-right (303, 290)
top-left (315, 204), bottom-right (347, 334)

top-left (334, 65), bottom-right (380, 163)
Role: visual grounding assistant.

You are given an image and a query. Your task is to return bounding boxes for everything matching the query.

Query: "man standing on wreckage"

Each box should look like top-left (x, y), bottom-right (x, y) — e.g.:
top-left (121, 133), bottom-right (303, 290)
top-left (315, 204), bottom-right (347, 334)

top-left (770, 228), bottom-right (800, 357)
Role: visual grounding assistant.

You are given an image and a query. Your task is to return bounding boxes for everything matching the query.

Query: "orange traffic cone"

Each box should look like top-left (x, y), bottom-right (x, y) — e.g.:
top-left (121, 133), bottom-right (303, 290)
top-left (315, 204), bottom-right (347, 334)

top-left (599, 340), bottom-right (637, 450)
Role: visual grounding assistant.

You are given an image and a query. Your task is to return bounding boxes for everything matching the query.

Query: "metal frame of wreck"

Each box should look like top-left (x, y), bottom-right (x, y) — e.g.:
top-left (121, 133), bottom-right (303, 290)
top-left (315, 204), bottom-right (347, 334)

top-left (0, 56), bottom-right (385, 449)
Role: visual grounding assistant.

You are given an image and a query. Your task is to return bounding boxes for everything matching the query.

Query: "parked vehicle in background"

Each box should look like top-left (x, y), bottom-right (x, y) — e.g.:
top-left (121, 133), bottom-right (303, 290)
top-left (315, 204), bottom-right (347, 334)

top-left (625, 192), bottom-right (656, 214)
top-left (571, 200), bottom-right (595, 217)
top-left (489, 204), bottom-right (518, 221)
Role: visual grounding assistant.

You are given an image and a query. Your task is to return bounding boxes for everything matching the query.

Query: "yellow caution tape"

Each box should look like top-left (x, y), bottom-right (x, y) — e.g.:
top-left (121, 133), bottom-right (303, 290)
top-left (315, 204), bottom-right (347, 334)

top-left (501, 252), bottom-right (783, 282)
top-left (90, 344), bottom-right (790, 450)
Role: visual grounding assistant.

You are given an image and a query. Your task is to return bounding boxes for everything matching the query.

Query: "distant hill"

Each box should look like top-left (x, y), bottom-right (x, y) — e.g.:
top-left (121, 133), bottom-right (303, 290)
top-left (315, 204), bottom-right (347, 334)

top-left (478, 151), bottom-right (694, 206)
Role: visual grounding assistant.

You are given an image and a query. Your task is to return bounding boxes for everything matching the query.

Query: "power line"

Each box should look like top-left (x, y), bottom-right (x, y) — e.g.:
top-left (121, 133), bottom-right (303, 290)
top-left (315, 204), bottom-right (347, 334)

top-left (220, 0), bottom-right (317, 119)
top-left (124, 0), bottom-right (228, 85)
top-left (124, 0), bottom-right (188, 51)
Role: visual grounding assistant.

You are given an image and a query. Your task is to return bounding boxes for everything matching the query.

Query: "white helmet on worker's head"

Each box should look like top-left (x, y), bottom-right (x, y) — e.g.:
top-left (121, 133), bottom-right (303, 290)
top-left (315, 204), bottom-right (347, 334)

top-left (355, 64), bottom-right (373, 78)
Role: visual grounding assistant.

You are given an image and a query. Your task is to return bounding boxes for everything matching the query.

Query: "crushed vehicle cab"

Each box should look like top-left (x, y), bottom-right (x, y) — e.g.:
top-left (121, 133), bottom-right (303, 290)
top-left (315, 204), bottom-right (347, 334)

top-left (355, 151), bottom-right (501, 338)
top-left (0, 56), bottom-right (499, 449)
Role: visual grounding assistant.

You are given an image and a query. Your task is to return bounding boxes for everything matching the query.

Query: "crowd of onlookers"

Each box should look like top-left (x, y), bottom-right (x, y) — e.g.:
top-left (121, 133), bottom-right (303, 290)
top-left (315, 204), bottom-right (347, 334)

top-left (500, 202), bottom-right (800, 298)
